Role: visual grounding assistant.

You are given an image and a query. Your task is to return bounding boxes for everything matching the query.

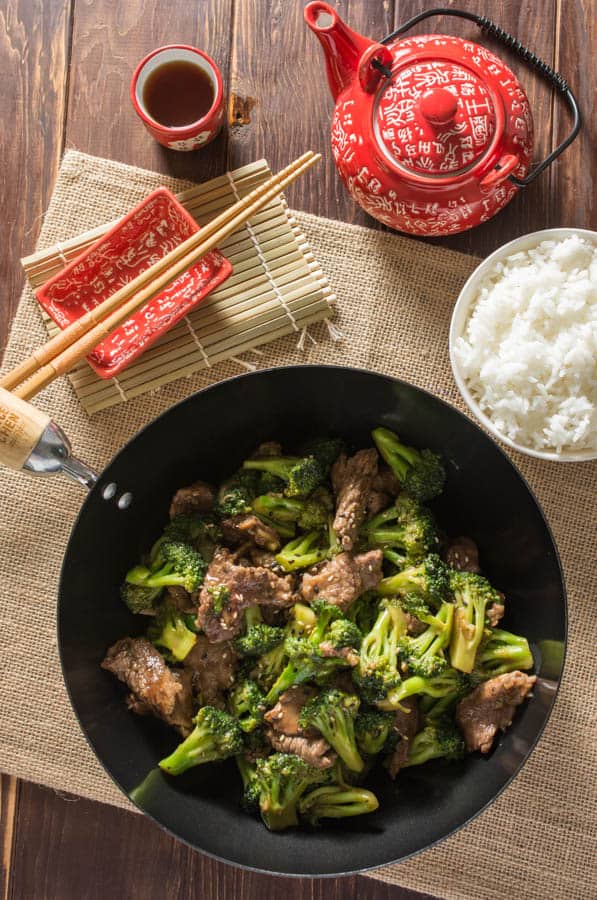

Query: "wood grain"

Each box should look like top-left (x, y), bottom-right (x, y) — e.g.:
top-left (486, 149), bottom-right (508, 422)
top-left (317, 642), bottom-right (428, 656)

top-left (550, 0), bottom-right (595, 227)
top-left (0, 776), bottom-right (18, 900)
top-left (64, 0), bottom-right (233, 183)
top-left (227, 0), bottom-right (394, 223)
top-left (0, 0), bottom-right (72, 352)
top-left (9, 782), bottom-right (433, 900)
top-left (1, 0), bottom-right (595, 897)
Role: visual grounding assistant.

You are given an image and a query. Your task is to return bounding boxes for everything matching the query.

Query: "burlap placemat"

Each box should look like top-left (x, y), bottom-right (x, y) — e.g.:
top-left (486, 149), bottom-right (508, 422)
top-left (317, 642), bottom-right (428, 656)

top-left (0, 152), bottom-right (595, 900)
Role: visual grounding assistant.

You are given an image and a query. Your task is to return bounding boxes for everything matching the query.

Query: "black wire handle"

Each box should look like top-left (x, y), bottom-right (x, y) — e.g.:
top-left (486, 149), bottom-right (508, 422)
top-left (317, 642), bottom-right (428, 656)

top-left (371, 7), bottom-right (581, 188)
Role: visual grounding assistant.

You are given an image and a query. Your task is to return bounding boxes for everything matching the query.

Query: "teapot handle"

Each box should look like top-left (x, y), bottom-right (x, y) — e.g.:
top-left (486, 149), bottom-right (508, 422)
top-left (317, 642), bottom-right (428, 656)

top-left (378, 7), bottom-right (581, 188)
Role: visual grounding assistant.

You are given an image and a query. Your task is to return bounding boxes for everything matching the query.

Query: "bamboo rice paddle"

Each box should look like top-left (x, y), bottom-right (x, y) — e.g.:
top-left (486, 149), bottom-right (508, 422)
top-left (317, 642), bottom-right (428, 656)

top-left (2, 151), bottom-right (319, 400)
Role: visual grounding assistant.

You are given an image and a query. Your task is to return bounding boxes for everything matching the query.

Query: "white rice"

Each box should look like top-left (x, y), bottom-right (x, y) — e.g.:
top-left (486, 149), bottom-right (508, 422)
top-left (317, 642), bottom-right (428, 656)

top-left (454, 234), bottom-right (597, 454)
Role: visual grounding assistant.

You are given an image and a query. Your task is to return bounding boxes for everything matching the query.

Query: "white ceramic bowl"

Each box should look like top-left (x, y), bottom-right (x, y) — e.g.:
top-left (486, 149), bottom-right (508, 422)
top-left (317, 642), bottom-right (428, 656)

top-left (450, 227), bottom-right (597, 462)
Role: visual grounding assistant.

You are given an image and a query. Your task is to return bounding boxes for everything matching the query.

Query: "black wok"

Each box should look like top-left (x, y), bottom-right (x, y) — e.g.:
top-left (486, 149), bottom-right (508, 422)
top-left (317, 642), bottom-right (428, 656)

top-left (58, 365), bottom-right (566, 876)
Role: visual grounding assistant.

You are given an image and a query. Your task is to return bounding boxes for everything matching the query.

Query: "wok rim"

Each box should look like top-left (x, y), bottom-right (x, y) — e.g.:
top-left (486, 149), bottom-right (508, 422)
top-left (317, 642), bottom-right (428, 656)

top-left (57, 363), bottom-right (568, 878)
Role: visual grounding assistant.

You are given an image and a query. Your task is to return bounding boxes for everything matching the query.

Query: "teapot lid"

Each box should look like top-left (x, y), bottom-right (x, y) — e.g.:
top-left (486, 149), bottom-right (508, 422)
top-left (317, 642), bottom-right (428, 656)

top-left (374, 60), bottom-right (497, 177)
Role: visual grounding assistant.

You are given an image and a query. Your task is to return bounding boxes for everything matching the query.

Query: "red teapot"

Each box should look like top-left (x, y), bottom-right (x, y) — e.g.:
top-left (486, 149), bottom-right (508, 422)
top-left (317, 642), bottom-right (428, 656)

top-left (305, 3), bottom-right (580, 236)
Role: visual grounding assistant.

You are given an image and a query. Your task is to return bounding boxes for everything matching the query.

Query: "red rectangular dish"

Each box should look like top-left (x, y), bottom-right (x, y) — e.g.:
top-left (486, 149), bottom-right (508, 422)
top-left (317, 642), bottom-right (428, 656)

top-left (35, 187), bottom-right (232, 379)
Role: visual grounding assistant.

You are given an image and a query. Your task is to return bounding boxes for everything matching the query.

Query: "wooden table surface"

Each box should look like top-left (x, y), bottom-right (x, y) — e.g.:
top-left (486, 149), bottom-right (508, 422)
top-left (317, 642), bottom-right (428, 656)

top-left (0, 0), bottom-right (594, 897)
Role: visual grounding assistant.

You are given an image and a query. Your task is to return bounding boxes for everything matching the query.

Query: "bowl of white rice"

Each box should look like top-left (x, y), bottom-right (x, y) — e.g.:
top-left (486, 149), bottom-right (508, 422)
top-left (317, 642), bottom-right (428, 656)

top-left (450, 228), bottom-right (597, 462)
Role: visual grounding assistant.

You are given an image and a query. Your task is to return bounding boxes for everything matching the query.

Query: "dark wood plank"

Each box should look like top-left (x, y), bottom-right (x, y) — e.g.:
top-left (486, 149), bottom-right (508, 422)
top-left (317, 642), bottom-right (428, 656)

top-left (2, 1), bottom-right (594, 898)
top-left (0, 776), bottom-right (18, 900)
top-left (63, 0), bottom-right (234, 183)
top-left (9, 781), bottom-right (433, 900)
top-left (549, 0), bottom-right (595, 228)
top-left (226, 0), bottom-right (394, 223)
top-left (0, 0), bottom-right (72, 356)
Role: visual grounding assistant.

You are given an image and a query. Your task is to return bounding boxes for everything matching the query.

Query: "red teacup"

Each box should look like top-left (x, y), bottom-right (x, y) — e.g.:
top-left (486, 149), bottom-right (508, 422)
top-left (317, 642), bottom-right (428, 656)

top-left (131, 45), bottom-right (225, 151)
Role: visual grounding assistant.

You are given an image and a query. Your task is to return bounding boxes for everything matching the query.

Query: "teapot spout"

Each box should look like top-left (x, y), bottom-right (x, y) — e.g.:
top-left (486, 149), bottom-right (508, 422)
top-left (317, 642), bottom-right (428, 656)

top-left (304, 2), bottom-right (374, 99)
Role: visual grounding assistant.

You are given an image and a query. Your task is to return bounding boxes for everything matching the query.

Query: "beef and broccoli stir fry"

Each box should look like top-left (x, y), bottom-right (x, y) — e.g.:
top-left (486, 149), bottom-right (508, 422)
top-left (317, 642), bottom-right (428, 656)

top-left (102, 429), bottom-right (536, 831)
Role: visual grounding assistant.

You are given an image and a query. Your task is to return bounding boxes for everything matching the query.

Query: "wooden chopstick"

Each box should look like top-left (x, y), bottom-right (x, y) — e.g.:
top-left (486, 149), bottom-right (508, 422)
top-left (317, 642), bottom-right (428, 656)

top-left (11, 152), bottom-right (320, 401)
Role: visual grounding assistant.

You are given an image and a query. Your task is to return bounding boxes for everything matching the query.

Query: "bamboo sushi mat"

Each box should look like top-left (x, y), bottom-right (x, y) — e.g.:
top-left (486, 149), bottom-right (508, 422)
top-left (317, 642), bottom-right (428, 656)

top-left (22, 155), bottom-right (335, 414)
top-left (0, 151), bottom-right (596, 900)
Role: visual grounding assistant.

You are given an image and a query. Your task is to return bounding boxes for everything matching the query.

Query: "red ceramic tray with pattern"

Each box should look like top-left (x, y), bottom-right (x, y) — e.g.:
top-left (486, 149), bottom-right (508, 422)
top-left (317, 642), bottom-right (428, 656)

top-left (35, 187), bottom-right (232, 379)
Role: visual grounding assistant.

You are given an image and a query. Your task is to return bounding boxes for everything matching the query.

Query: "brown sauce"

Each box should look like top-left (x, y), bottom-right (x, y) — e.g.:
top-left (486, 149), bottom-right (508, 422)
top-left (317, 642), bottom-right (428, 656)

top-left (143, 60), bottom-right (214, 127)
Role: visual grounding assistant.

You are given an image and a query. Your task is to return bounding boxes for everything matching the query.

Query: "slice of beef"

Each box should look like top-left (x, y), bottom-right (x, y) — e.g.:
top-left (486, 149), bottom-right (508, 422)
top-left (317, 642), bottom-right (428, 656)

top-left (101, 637), bottom-right (193, 735)
top-left (184, 635), bottom-right (237, 708)
top-left (169, 480), bottom-right (216, 519)
top-left (264, 685), bottom-right (317, 736)
top-left (220, 514), bottom-right (281, 551)
top-left (331, 449), bottom-right (378, 551)
top-left (319, 641), bottom-right (359, 667)
top-left (384, 697), bottom-right (421, 779)
top-left (444, 536), bottom-right (481, 573)
top-left (456, 670), bottom-right (537, 754)
top-left (265, 729), bottom-right (336, 769)
top-left (248, 546), bottom-right (279, 569)
top-left (264, 686), bottom-right (336, 769)
top-left (329, 669), bottom-right (359, 695)
top-left (197, 548), bottom-right (294, 641)
top-left (405, 613), bottom-right (427, 636)
top-left (372, 466), bottom-right (400, 496)
top-left (366, 490), bottom-right (391, 518)
top-left (487, 594), bottom-right (505, 628)
top-left (164, 585), bottom-right (196, 614)
top-left (301, 549), bottom-right (383, 610)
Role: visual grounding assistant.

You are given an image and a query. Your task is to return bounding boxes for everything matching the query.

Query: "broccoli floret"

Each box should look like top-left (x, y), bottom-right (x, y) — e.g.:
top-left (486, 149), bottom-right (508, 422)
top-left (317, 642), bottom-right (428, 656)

top-left (402, 720), bottom-right (464, 767)
top-left (378, 667), bottom-right (472, 712)
top-left (251, 640), bottom-right (288, 692)
top-left (253, 487), bottom-right (333, 534)
top-left (125, 541), bottom-right (206, 593)
top-left (308, 598), bottom-right (363, 652)
top-left (326, 619), bottom-right (363, 652)
top-left (243, 454), bottom-right (325, 498)
top-left (299, 688), bottom-right (364, 773)
top-left (216, 487), bottom-right (253, 518)
top-left (252, 494), bottom-right (303, 526)
top-left (397, 601), bottom-right (454, 677)
top-left (297, 488), bottom-right (334, 531)
top-left (258, 471), bottom-right (286, 494)
top-left (379, 554), bottom-right (449, 606)
top-left (300, 437), bottom-right (344, 472)
top-left (264, 633), bottom-right (351, 706)
top-left (449, 571), bottom-right (502, 673)
top-left (346, 592), bottom-right (378, 635)
top-left (262, 603), bottom-right (361, 704)
top-left (163, 513), bottom-right (221, 546)
top-left (120, 582), bottom-right (163, 615)
top-left (146, 604), bottom-right (197, 662)
top-left (475, 628), bottom-right (534, 678)
top-left (229, 679), bottom-right (266, 733)
top-left (354, 597), bottom-right (407, 703)
top-left (234, 623), bottom-right (285, 657)
top-left (366, 497), bottom-right (438, 563)
top-left (372, 427), bottom-right (446, 501)
top-left (398, 592), bottom-right (450, 629)
top-left (236, 754), bottom-right (259, 810)
top-left (207, 583), bottom-right (230, 615)
top-left (159, 707), bottom-right (243, 775)
top-left (215, 468), bottom-right (260, 518)
top-left (299, 783), bottom-right (378, 824)
top-left (291, 601), bottom-right (317, 633)
top-left (275, 530), bottom-right (330, 572)
top-left (355, 709), bottom-right (396, 756)
top-left (309, 598), bottom-right (344, 642)
top-left (253, 752), bottom-right (329, 830)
